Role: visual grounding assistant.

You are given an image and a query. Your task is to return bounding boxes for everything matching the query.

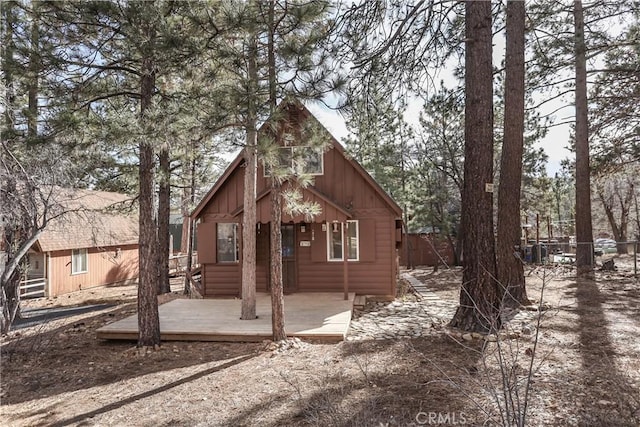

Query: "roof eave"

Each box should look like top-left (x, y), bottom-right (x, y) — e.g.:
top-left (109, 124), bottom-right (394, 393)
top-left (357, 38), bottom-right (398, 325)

top-left (191, 152), bottom-right (245, 220)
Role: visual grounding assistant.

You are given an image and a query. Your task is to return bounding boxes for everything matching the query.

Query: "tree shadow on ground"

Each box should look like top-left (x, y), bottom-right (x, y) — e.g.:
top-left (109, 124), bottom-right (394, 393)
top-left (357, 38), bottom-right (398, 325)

top-left (42, 353), bottom-right (257, 427)
top-left (13, 304), bottom-right (117, 329)
top-left (1, 302), bottom-right (263, 406)
top-left (220, 336), bottom-right (485, 427)
top-left (410, 268), bottom-right (463, 293)
top-left (573, 277), bottom-right (640, 425)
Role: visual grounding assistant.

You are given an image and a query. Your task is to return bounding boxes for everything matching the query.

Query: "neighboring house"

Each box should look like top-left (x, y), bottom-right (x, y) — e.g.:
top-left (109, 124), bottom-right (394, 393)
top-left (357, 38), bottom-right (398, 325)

top-left (191, 100), bottom-right (403, 298)
top-left (25, 189), bottom-right (139, 297)
top-left (169, 213), bottom-right (184, 254)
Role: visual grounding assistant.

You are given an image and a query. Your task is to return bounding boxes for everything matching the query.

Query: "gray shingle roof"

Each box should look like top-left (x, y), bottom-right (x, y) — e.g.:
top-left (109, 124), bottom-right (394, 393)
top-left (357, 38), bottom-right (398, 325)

top-left (36, 189), bottom-right (138, 252)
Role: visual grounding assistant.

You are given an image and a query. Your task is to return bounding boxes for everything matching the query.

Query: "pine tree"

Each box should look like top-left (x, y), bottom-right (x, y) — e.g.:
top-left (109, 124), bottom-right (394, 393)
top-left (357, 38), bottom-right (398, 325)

top-left (496, 0), bottom-right (528, 306)
top-left (207, 0), bottom-right (337, 336)
top-left (1, 0), bottom-right (88, 331)
top-left (573, 0), bottom-right (594, 277)
top-left (527, 0), bottom-right (637, 275)
top-left (261, 0), bottom-right (335, 341)
top-left (47, 0), bottom-right (212, 347)
top-left (448, 0), bottom-right (501, 333)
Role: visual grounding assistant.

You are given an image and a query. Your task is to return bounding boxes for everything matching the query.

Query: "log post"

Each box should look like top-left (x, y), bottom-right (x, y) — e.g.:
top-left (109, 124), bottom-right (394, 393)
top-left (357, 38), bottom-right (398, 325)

top-left (343, 221), bottom-right (349, 300)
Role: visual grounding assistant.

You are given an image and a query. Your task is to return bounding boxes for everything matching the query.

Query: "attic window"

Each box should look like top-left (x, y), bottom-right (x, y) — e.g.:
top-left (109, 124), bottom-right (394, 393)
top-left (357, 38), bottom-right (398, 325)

top-left (263, 146), bottom-right (323, 177)
top-left (283, 132), bottom-right (295, 146)
top-left (294, 146), bottom-right (323, 175)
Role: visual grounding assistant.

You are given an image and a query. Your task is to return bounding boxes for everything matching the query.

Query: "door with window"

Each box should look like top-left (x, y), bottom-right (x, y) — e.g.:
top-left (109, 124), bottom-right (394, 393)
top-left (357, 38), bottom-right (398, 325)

top-left (281, 224), bottom-right (297, 292)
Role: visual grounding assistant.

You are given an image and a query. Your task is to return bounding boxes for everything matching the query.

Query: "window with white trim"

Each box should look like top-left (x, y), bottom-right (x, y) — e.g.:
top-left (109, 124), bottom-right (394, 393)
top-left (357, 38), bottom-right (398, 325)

top-left (327, 221), bottom-right (359, 261)
top-left (71, 248), bottom-right (88, 274)
top-left (217, 223), bottom-right (239, 263)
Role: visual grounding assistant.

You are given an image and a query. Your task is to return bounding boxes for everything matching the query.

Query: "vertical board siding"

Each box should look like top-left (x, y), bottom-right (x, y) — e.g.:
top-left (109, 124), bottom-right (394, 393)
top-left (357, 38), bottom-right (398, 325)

top-left (196, 103), bottom-right (401, 297)
top-left (48, 244), bottom-right (138, 296)
top-left (196, 222), bottom-right (217, 264)
top-left (399, 234), bottom-right (455, 267)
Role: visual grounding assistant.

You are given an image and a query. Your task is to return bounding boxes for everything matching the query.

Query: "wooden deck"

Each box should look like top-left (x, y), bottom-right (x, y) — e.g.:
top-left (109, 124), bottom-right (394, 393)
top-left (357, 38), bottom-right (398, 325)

top-left (96, 292), bottom-right (355, 343)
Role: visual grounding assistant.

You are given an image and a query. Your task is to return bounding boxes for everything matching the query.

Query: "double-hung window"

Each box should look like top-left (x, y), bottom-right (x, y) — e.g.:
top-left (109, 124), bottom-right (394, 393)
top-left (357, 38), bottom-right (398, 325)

top-left (71, 248), bottom-right (88, 274)
top-left (217, 223), bottom-right (239, 263)
top-left (327, 221), bottom-right (359, 261)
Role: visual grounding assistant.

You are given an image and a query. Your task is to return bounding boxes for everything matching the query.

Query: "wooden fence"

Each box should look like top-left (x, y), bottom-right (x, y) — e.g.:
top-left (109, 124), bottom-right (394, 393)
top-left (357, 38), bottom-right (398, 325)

top-left (19, 276), bottom-right (46, 298)
top-left (400, 234), bottom-right (455, 268)
top-left (168, 253), bottom-right (199, 276)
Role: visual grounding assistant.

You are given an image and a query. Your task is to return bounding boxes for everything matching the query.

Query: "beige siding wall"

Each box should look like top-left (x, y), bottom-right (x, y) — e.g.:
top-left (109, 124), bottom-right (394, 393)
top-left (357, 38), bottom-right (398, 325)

top-left (48, 244), bottom-right (138, 296)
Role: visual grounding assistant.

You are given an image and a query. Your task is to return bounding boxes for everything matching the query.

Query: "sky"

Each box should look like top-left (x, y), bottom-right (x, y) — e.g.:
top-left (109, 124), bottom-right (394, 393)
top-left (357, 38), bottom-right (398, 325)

top-left (304, 14), bottom-right (588, 179)
top-left (307, 99), bottom-right (573, 178)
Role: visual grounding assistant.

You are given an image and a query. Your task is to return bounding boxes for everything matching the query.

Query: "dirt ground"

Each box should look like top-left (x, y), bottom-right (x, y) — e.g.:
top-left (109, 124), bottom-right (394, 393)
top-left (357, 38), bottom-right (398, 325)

top-left (1, 257), bottom-right (640, 426)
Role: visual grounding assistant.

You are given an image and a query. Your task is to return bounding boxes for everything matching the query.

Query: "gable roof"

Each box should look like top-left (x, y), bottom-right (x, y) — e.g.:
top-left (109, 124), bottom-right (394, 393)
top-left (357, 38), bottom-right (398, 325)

top-left (36, 188), bottom-right (138, 252)
top-left (229, 184), bottom-right (354, 223)
top-left (191, 100), bottom-right (403, 220)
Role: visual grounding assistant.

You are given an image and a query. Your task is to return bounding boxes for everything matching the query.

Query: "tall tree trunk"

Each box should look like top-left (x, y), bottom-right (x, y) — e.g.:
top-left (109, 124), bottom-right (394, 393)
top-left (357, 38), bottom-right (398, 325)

top-left (266, 0), bottom-right (286, 341)
top-left (2, 1), bottom-right (16, 135)
top-left (137, 27), bottom-right (161, 347)
top-left (27, 0), bottom-right (40, 143)
top-left (241, 30), bottom-right (258, 320)
top-left (183, 155), bottom-right (196, 295)
top-left (496, 0), bottom-right (527, 307)
top-left (449, 0), bottom-right (501, 333)
top-left (574, 0), bottom-right (594, 277)
top-left (180, 143), bottom-right (192, 254)
top-left (157, 145), bottom-right (171, 294)
top-left (269, 186), bottom-right (286, 341)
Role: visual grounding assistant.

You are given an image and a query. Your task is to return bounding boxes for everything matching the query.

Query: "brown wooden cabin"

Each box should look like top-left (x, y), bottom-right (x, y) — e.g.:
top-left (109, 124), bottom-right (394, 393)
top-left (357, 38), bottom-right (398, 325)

top-left (191, 101), bottom-right (403, 298)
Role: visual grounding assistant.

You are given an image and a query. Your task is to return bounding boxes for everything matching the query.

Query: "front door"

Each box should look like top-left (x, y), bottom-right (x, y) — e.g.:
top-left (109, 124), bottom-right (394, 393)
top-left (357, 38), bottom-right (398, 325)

top-left (281, 224), bottom-right (297, 292)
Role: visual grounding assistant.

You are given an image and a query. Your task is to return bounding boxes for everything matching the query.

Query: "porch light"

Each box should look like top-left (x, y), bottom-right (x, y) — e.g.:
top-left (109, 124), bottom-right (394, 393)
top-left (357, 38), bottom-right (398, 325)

top-left (332, 222), bottom-right (339, 233)
top-left (300, 223), bottom-right (306, 233)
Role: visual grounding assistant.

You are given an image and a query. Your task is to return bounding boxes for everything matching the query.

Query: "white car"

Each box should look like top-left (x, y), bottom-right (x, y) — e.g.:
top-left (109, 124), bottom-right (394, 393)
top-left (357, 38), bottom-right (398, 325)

top-left (594, 238), bottom-right (617, 255)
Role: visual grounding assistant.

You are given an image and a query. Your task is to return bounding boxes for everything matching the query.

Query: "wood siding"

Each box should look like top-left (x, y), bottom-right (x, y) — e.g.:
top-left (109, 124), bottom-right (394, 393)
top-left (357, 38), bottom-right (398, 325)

top-left (296, 219), bottom-right (395, 295)
top-left (194, 102), bottom-right (401, 297)
top-left (47, 244), bottom-right (138, 296)
top-left (203, 263), bottom-right (240, 297)
top-left (254, 148), bottom-right (391, 220)
top-left (199, 216), bottom-right (396, 297)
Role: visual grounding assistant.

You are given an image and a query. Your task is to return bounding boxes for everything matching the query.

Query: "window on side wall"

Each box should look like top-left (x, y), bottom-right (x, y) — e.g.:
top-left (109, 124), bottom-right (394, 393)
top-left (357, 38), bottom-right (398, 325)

top-left (217, 223), bottom-right (239, 263)
top-left (71, 248), bottom-right (88, 274)
top-left (327, 221), bottom-right (359, 261)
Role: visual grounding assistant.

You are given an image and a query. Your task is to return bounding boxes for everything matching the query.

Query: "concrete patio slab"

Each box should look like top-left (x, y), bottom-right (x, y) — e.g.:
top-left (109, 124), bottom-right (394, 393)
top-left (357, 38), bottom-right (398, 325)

top-left (96, 292), bottom-right (355, 343)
